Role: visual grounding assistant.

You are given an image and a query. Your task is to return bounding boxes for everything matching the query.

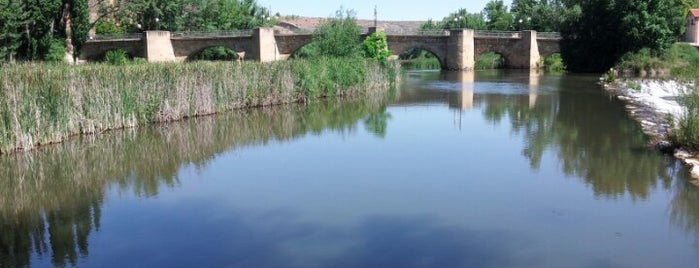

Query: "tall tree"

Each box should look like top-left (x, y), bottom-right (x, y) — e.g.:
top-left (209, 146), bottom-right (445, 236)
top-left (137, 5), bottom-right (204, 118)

top-left (0, 0), bottom-right (27, 61)
top-left (483, 0), bottom-right (513, 30)
top-left (560, 0), bottom-right (684, 72)
top-left (312, 8), bottom-right (362, 58)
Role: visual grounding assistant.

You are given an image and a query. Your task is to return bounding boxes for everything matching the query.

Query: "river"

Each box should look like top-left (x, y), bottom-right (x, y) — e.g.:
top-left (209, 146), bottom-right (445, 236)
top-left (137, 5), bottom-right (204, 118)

top-left (2, 70), bottom-right (699, 267)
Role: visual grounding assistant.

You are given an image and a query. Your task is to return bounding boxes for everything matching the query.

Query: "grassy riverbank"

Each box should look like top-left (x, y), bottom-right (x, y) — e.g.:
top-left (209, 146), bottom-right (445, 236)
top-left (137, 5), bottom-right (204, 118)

top-left (0, 59), bottom-right (399, 154)
top-left (604, 43), bottom-right (699, 152)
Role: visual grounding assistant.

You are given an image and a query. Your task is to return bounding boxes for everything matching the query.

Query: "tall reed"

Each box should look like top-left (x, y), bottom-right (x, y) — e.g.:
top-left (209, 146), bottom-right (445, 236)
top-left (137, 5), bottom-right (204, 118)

top-left (0, 59), bottom-right (399, 153)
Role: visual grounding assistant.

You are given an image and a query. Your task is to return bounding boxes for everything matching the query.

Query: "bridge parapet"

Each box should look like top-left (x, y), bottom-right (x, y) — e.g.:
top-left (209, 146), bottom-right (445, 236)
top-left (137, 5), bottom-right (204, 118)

top-left (536, 32), bottom-right (562, 40)
top-left (89, 33), bottom-right (143, 41)
top-left (475, 31), bottom-right (522, 39)
top-left (171, 30), bottom-right (253, 38)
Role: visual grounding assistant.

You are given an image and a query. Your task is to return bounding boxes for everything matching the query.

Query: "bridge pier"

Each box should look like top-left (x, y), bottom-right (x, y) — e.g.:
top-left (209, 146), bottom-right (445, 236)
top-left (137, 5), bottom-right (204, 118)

top-left (509, 30), bottom-right (541, 69)
top-left (145, 31), bottom-right (176, 63)
top-left (254, 28), bottom-right (280, 62)
top-left (446, 29), bottom-right (475, 70)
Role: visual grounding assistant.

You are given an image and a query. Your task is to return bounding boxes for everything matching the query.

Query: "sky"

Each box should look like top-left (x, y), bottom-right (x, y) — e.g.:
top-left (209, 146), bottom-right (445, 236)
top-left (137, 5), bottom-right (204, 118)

top-left (256, 0), bottom-right (513, 21)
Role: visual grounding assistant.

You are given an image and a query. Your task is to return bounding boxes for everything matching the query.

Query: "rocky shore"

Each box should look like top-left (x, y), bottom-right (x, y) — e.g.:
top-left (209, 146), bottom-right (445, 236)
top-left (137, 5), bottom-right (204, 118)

top-left (603, 78), bottom-right (699, 180)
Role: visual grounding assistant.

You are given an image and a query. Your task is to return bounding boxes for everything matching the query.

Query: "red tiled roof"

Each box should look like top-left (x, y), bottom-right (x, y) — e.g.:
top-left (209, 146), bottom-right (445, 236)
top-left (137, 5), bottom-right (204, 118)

top-left (690, 9), bottom-right (699, 18)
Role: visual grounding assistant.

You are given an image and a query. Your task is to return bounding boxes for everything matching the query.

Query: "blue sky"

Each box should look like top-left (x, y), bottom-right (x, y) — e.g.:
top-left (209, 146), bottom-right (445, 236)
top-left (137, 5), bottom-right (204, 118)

top-left (257, 0), bottom-right (513, 21)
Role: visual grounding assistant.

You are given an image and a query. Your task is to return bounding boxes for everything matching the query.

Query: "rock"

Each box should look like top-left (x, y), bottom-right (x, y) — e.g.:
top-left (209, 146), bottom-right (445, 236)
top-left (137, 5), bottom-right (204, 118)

top-left (691, 166), bottom-right (699, 180)
top-left (675, 149), bottom-right (693, 159)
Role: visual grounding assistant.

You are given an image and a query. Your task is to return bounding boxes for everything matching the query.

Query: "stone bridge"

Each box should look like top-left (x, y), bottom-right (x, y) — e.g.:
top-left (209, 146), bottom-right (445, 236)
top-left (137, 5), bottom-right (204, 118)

top-left (81, 27), bottom-right (561, 70)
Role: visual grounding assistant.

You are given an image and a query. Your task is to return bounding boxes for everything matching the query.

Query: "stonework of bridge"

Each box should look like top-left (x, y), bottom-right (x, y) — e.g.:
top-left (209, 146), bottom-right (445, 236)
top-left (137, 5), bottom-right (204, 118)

top-left (81, 27), bottom-right (560, 70)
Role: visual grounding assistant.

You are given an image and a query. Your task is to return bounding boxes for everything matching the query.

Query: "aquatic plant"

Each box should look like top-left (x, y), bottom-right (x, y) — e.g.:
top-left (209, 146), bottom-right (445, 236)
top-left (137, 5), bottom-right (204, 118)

top-left (0, 59), bottom-right (400, 153)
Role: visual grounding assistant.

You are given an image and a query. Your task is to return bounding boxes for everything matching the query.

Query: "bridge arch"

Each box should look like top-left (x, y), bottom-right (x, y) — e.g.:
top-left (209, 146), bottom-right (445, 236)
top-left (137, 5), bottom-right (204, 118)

top-left (395, 46), bottom-right (446, 69)
top-left (185, 45), bottom-right (247, 61)
top-left (80, 39), bottom-right (143, 62)
top-left (385, 35), bottom-right (449, 69)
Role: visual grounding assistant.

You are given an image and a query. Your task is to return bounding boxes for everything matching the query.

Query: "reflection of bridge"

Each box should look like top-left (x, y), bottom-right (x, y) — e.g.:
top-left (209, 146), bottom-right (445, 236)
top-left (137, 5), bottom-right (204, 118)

top-left (81, 27), bottom-right (560, 70)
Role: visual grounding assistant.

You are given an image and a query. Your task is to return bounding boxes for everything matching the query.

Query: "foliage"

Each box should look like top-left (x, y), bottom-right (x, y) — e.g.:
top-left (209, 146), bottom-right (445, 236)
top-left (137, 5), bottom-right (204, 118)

top-left (70, 0), bottom-right (90, 59)
top-left (105, 49), bottom-right (129, 65)
top-left (0, 60), bottom-right (399, 153)
top-left (511, 0), bottom-right (568, 31)
top-left (94, 20), bottom-right (125, 35)
top-left (475, 52), bottom-right (505, 69)
top-left (0, 0), bottom-right (26, 61)
top-left (484, 0), bottom-right (513, 30)
top-left (191, 46), bottom-right (240, 61)
top-left (543, 53), bottom-right (566, 72)
top-left (614, 43), bottom-right (699, 78)
top-left (311, 8), bottom-right (362, 58)
top-left (672, 88), bottom-right (699, 151)
top-left (102, 0), bottom-right (274, 32)
top-left (401, 57), bottom-right (441, 70)
top-left (363, 31), bottom-right (391, 64)
top-left (45, 39), bottom-right (67, 62)
top-left (561, 0), bottom-right (685, 72)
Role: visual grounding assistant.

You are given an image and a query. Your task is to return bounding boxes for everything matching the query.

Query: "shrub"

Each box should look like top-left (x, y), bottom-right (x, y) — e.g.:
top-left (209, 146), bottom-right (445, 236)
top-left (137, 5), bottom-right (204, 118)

top-left (475, 52), bottom-right (504, 69)
top-left (543, 53), bottom-right (566, 72)
top-left (105, 49), bottom-right (129, 65)
top-left (44, 39), bottom-right (66, 62)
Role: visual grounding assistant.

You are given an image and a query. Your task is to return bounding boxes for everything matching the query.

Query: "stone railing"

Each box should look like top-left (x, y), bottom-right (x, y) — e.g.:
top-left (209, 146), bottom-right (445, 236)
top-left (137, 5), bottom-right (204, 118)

top-left (89, 33), bottom-right (144, 41)
top-left (171, 30), bottom-right (253, 38)
top-left (475, 30), bottom-right (522, 38)
top-left (537, 32), bottom-right (562, 40)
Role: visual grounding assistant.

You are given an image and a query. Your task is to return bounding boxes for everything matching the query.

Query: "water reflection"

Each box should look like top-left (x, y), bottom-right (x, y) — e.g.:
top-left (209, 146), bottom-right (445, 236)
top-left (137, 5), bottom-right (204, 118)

top-left (403, 71), bottom-right (676, 199)
top-left (0, 96), bottom-right (389, 267)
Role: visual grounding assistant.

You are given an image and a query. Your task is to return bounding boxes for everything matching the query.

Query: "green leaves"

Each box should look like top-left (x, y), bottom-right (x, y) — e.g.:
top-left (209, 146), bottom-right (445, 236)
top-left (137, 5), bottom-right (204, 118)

top-left (312, 8), bottom-right (362, 58)
top-left (363, 31), bottom-right (391, 64)
top-left (561, 0), bottom-right (684, 72)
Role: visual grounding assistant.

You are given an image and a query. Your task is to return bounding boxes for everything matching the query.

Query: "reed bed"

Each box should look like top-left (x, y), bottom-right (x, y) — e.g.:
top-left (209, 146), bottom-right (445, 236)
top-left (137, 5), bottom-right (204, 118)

top-left (0, 59), bottom-right (399, 153)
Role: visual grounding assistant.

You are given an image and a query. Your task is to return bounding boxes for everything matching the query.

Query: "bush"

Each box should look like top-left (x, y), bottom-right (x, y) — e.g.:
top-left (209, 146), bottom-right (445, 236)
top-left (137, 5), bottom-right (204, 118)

top-left (475, 52), bottom-right (504, 69)
top-left (672, 87), bottom-right (699, 151)
top-left (95, 20), bottom-right (124, 35)
top-left (44, 39), bottom-right (66, 62)
top-left (105, 49), bottom-right (129, 65)
top-left (543, 53), bottom-right (566, 72)
top-left (191, 46), bottom-right (239, 61)
top-left (363, 32), bottom-right (391, 64)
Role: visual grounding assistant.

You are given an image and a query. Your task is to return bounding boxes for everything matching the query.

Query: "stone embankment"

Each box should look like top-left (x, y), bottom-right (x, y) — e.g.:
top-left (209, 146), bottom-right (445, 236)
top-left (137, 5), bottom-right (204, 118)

top-left (604, 78), bottom-right (699, 180)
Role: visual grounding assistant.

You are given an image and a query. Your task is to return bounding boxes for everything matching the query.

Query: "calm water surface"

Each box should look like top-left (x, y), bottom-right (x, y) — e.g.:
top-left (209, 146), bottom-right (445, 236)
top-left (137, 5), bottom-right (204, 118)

top-left (2, 70), bottom-right (699, 267)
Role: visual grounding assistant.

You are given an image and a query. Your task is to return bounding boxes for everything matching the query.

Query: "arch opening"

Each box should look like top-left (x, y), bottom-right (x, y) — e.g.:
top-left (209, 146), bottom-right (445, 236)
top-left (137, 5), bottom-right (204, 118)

top-left (541, 53), bottom-right (565, 72)
top-left (289, 43), bottom-right (319, 59)
top-left (92, 49), bottom-right (136, 64)
top-left (399, 48), bottom-right (443, 70)
top-left (475, 51), bottom-right (506, 70)
top-left (188, 46), bottom-right (244, 62)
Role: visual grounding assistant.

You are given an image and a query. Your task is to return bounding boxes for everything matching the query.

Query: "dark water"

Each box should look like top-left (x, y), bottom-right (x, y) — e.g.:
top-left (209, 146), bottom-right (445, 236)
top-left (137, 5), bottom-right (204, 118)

top-left (2, 70), bottom-right (699, 268)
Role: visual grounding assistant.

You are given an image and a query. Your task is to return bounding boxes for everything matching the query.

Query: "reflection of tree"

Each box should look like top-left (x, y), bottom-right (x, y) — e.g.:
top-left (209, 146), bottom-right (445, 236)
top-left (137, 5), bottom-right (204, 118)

top-left (0, 95), bottom-right (389, 267)
top-left (475, 75), bottom-right (673, 199)
top-left (364, 107), bottom-right (392, 138)
top-left (669, 167), bottom-right (699, 240)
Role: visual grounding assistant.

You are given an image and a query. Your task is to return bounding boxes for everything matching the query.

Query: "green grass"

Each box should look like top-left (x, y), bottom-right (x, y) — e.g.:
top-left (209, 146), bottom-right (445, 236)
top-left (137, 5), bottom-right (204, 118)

top-left (401, 57), bottom-right (441, 70)
top-left (614, 43), bottom-right (699, 78)
top-left (475, 52), bottom-right (505, 70)
top-left (0, 59), bottom-right (400, 153)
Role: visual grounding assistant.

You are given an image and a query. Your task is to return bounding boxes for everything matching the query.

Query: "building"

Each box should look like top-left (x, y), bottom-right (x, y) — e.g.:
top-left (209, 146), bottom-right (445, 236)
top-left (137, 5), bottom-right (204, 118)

top-left (687, 9), bottom-right (699, 44)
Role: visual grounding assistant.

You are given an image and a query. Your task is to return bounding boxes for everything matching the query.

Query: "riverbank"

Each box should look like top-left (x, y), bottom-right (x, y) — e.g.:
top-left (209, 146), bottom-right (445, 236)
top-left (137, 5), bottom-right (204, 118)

top-left (603, 78), bottom-right (699, 179)
top-left (0, 59), bottom-right (399, 154)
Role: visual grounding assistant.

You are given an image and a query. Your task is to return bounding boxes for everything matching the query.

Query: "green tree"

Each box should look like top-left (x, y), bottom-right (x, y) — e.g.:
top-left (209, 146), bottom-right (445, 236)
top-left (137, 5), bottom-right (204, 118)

top-left (0, 0), bottom-right (26, 61)
top-left (363, 31), bottom-right (391, 64)
top-left (483, 0), bottom-right (513, 30)
top-left (441, 8), bottom-right (487, 30)
top-left (69, 0), bottom-right (89, 60)
top-left (312, 8), bottom-right (362, 58)
top-left (560, 0), bottom-right (684, 72)
top-left (511, 0), bottom-right (567, 31)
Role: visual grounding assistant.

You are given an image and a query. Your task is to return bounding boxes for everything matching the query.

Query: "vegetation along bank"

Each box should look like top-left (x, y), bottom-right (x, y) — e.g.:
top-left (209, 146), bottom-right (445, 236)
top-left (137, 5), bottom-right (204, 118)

top-left (0, 59), bottom-right (400, 154)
